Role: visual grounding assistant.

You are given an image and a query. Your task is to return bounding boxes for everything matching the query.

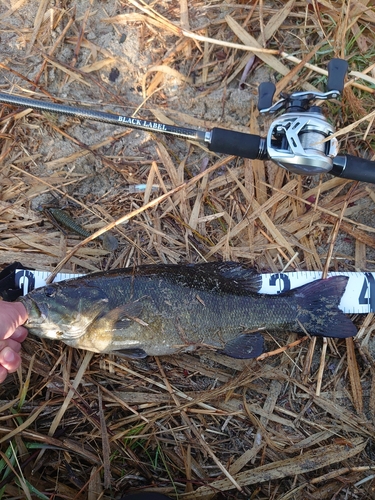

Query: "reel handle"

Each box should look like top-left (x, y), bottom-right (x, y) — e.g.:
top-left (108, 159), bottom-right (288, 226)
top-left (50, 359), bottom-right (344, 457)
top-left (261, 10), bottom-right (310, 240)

top-left (257, 82), bottom-right (276, 112)
top-left (327, 59), bottom-right (349, 92)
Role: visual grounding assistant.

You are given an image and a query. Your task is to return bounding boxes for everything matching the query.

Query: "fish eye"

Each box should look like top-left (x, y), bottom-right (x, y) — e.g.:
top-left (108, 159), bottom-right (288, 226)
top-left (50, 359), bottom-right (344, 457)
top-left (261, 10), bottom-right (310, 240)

top-left (44, 286), bottom-right (56, 298)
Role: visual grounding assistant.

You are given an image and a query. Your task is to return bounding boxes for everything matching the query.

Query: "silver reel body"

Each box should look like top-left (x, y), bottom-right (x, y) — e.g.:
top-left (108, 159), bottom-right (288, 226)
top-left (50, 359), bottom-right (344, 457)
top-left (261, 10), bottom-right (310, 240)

top-left (266, 110), bottom-right (339, 175)
top-left (258, 57), bottom-right (348, 175)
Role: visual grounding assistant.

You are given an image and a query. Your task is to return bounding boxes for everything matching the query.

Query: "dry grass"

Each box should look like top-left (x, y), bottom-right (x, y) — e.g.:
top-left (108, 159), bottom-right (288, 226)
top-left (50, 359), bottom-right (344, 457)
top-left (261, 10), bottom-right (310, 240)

top-left (1, 0), bottom-right (375, 498)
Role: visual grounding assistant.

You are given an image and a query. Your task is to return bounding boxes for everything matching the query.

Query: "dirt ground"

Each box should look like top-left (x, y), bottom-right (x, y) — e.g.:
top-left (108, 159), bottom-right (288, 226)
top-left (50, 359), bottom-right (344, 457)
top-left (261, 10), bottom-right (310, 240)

top-left (1, 1), bottom-right (375, 499)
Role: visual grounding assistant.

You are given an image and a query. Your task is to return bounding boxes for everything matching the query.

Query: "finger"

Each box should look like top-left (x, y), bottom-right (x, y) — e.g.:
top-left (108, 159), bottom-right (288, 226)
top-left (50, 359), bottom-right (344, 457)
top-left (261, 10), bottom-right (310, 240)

top-left (0, 347), bottom-right (21, 373)
top-left (0, 302), bottom-right (28, 340)
top-left (0, 365), bottom-right (8, 384)
top-left (9, 326), bottom-right (28, 343)
top-left (0, 339), bottom-right (22, 353)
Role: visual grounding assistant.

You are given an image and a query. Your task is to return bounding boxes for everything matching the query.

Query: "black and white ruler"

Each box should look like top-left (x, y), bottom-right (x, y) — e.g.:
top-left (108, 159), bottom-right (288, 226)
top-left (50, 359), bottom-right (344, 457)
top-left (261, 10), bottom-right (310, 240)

top-left (14, 268), bottom-right (375, 315)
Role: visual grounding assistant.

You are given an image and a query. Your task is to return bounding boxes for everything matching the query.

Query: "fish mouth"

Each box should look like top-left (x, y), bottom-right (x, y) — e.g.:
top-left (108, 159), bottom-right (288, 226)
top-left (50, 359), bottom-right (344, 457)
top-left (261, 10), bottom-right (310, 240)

top-left (20, 296), bottom-right (67, 340)
top-left (20, 296), bottom-right (49, 326)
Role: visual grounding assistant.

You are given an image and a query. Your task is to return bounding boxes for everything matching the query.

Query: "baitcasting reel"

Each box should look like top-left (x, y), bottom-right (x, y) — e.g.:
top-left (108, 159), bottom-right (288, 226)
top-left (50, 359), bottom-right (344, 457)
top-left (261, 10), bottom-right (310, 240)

top-left (257, 59), bottom-right (348, 175)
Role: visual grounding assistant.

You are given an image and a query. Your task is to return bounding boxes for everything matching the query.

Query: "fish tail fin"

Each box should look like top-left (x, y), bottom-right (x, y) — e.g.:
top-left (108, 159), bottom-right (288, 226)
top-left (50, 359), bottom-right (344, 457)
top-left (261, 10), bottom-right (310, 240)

top-left (295, 276), bottom-right (356, 338)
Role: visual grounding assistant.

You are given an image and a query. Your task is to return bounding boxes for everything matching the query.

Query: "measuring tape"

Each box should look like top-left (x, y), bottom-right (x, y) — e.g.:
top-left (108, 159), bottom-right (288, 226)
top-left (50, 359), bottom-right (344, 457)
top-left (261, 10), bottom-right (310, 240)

top-left (14, 268), bottom-right (375, 315)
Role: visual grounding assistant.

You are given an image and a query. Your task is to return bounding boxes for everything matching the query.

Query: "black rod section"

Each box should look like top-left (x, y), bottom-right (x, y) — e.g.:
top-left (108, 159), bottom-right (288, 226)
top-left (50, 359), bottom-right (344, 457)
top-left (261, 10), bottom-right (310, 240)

top-left (209, 128), bottom-right (267, 160)
top-left (0, 92), bottom-right (207, 143)
top-left (331, 155), bottom-right (375, 184)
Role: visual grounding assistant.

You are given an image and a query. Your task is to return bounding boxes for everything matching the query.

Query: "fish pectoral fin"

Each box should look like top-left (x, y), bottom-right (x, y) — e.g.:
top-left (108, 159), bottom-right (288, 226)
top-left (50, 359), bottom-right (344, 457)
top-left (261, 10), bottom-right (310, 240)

top-left (120, 300), bottom-right (143, 317)
top-left (98, 301), bottom-right (145, 330)
top-left (114, 348), bottom-right (148, 359)
top-left (220, 332), bottom-right (264, 359)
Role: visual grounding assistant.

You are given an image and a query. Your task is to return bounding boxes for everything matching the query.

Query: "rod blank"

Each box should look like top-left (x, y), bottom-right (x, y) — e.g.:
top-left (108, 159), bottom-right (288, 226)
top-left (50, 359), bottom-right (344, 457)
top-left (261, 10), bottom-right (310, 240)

top-left (0, 92), bottom-right (206, 142)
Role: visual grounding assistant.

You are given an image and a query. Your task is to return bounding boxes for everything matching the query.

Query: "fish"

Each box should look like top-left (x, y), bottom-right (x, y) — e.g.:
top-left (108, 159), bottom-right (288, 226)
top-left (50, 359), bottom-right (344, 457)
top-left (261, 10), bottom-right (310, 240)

top-left (44, 207), bottom-right (118, 252)
top-left (18, 262), bottom-right (357, 359)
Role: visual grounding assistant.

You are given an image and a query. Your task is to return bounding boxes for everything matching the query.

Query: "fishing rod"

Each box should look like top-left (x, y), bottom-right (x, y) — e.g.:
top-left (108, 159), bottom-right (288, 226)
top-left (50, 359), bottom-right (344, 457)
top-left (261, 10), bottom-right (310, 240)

top-left (0, 58), bottom-right (374, 183)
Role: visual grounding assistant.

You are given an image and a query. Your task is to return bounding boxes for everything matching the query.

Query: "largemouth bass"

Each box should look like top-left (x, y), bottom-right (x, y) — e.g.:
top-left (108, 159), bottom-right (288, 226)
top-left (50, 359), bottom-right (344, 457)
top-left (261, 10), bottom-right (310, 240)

top-left (18, 262), bottom-right (356, 359)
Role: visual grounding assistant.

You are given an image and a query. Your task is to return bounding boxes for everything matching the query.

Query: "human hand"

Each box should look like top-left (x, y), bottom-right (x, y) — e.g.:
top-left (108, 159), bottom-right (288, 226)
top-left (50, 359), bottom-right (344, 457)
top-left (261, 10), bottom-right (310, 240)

top-left (0, 301), bottom-right (28, 383)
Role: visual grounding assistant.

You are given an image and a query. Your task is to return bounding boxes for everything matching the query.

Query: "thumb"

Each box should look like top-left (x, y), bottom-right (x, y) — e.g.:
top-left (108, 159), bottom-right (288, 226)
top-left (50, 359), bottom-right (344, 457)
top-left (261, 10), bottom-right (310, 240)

top-left (0, 301), bottom-right (28, 340)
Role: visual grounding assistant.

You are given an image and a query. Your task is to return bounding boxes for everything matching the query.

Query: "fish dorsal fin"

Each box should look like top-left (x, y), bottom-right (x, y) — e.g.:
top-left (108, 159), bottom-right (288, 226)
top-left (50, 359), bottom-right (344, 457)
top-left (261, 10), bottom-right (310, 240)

top-left (197, 262), bottom-right (262, 294)
top-left (162, 262), bottom-right (262, 295)
top-left (86, 262), bottom-right (262, 295)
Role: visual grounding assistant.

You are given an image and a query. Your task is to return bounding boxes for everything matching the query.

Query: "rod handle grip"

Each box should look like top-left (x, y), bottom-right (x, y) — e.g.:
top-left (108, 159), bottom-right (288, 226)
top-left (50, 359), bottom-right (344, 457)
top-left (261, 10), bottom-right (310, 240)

top-left (209, 128), bottom-right (266, 159)
top-left (331, 155), bottom-right (375, 183)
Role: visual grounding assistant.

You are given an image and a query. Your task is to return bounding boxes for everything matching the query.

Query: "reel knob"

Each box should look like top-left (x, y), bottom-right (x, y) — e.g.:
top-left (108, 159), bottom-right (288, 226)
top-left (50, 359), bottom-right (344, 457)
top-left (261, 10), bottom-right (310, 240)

top-left (327, 58), bottom-right (348, 92)
top-left (257, 82), bottom-right (276, 112)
